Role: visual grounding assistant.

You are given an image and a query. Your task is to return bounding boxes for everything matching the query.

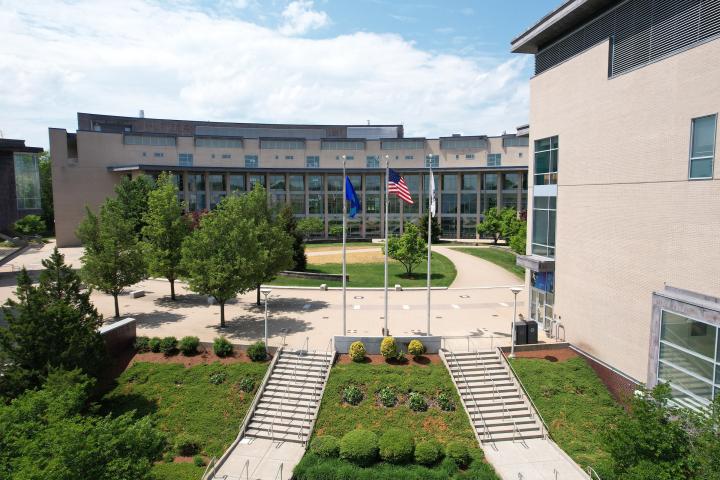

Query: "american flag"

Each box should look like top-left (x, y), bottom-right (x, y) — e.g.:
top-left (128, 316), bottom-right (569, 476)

top-left (388, 168), bottom-right (414, 204)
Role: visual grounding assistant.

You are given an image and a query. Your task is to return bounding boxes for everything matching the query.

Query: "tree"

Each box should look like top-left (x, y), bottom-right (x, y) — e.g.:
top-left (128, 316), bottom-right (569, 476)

top-left (477, 207), bottom-right (504, 244)
top-left (297, 217), bottom-right (324, 240)
top-left (13, 215), bottom-right (46, 236)
top-left (276, 204), bottom-right (306, 272)
top-left (383, 223), bottom-right (427, 275)
top-left (39, 151), bottom-right (54, 234)
top-left (329, 224), bottom-right (343, 239)
top-left (114, 174), bottom-right (155, 236)
top-left (416, 213), bottom-right (441, 244)
top-left (77, 200), bottom-right (146, 318)
top-left (141, 172), bottom-right (191, 300)
top-left (0, 249), bottom-right (105, 400)
top-left (0, 369), bottom-right (164, 479)
top-left (689, 395), bottom-right (720, 479)
top-left (509, 221), bottom-right (527, 254)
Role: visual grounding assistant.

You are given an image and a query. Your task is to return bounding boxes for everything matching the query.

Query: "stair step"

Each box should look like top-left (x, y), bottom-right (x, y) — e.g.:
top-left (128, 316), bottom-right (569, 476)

top-left (258, 395), bottom-right (316, 406)
top-left (244, 429), bottom-right (306, 444)
top-left (272, 368), bottom-right (325, 378)
top-left (481, 431), bottom-right (545, 443)
top-left (476, 417), bottom-right (538, 428)
top-left (254, 407), bottom-right (316, 419)
top-left (478, 423), bottom-right (541, 435)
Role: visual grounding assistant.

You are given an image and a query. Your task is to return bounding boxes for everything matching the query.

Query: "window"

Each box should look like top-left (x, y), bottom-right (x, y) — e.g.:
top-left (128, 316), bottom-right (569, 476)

top-left (381, 139), bottom-right (425, 150)
top-left (285, 155), bottom-right (294, 160)
top-left (229, 174), bottom-right (245, 192)
top-left (503, 136), bottom-right (529, 147)
top-left (290, 194), bottom-right (305, 214)
top-left (487, 153), bottom-right (501, 167)
top-left (465, 154), bottom-right (475, 159)
top-left (289, 175), bottom-right (304, 191)
top-left (248, 174), bottom-right (265, 189)
top-left (260, 139), bottom-right (305, 149)
top-left (483, 174), bottom-right (497, 191)
top-left (269, 175), bottom-right (285, 191)
top-left (404, 155), bottom-right (414, 160)
top-left (209, 174), bottom-right (226, 209)
top-left (531, 196), bottom-right (556, 257)
top-left (124, 134), bottom-right (176, 146)
top-left (245, 155), bottom-right (258, 168)
top-left (321, 140), bottom-right (364, 150)
top-left (534, 136), bottom-right (558, 185)
top-left (365, 175), bottom-right (381, 191)
top-left (366, 156), bottom-right (379, 168)
top-left (440, 138), bottom-right (487, 149)
top-left (221, 154), bottom-right (231, 159)
top-left (327, 175), bottom-right (343, 191)
top-left (13, 153), bottom-right (41, 210)
top-left (308, 194), bottom-right (323, 214)
top-left (689, 115), bottom-right (716, 179)
top-left (336, 155), bottom-right (355, 161)
top-left (306, 156), bottom-right (320, 168)
top-left (462, 174), bottom-right (477, 191)
top-left (460, 193), bottom-right (477, 214)
top-left (308, 175), bottom-right (323, 191)
top-left (348, 175), bottom-right (362, 191)
top-left (178, 153), bottom-right (193, 167)
top-left (425, 155), bottom-right (439, 168)
top-left (441, 193), bottom-right (457, 215)
top-left (195, 137), bottom-right (243, 148)
top-left (504, 173), bottom-right (521, 190)
top-left (442, 174), bottom-right (457, 192)
top-left (153, 152), bottom-right (164, 158)
top-left (187, 174), bottom-right (206, 211)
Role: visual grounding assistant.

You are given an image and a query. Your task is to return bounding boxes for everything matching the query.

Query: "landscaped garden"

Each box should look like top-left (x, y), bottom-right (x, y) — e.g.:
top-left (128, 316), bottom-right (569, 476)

top-left (452, 247), bottom-right (524, 278)
top-left (293, 338), bottom-right (499, 480)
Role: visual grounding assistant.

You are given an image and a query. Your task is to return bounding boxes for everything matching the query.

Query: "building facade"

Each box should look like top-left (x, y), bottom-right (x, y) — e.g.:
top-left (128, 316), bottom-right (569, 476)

top-left (513, 0), bottom-right (720, 410)
top-left (0, 139), bottom-right (43, 234)
top-left (49, 113), bottom-right (529, 247)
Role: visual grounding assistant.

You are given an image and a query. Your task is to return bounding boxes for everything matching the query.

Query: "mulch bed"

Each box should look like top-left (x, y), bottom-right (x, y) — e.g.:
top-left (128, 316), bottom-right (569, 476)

top-left (337, 353), bottom-right (441, 366)
top-left (511, 347), bottom-right (578, 362)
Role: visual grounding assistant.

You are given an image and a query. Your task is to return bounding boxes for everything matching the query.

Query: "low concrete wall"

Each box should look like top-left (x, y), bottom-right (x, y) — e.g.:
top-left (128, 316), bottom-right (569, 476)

top-left (99, 318), bottom-right (136, 355)
top-left (334, 335), bottom-right (442, 354)
top-left (279, 271), bottom-right (348, 282)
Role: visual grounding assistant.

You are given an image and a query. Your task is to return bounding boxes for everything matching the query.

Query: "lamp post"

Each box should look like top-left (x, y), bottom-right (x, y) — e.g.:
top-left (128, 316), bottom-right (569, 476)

top-left (509, 287), bottom-right (522, 358)
top-left (261, 288), bottom-right (272, 355)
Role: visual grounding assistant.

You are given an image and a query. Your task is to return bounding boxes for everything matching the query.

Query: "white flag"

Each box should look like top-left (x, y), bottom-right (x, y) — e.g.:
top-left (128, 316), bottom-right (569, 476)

top-left (429, 170), bottom-right (437, 217)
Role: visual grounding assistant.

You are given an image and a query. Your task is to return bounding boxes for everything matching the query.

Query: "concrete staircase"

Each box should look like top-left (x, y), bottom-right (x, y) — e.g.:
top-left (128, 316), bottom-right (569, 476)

top-left (244, 348), bottom-right (335, 444)
top-left (442, 349), bottom-right (546, 443)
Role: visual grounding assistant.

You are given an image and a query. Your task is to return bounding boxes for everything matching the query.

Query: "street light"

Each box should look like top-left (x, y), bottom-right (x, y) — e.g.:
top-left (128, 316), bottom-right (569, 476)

top-left (261, 288), bottom-right (272, 355)
top-left (509, 287), bottom-right (522, 358)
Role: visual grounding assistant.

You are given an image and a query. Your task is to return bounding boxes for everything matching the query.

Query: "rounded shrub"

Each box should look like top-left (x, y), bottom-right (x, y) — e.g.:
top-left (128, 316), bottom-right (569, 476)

top-left (179, 336), bottom-right (200, 355)
top-left (162, 451), bottom-right (174, 463)
top-left (149, 337), bottom-right (162, 353)
top-left (159, 336), bottom-right (178, 355)
top-left (193, 455), bottom-right (205, 467)
top-left (380, 336), bottom-right (399, 359)
top-left (246, 341), bottom-right (267, 361)
top-left (209, 371), bottom-right (227, 385)
top-left (415, 439), bottom-right (443, 466)
top-left (134, 336), bottom-right (150, 353)
top-left (342, 385), bottom-right (363, 405)
top-left (349, 341), bottom-right (366, 362)
top-left (310, 435), bottom-right (340, 458)
top-left (378, 386), bottom-right (397, 407)
top-left (408, 339), bottom-right (425, 357)
top-left (238, 377), bottom-right (255, 393)
top-left (408, 392), bottom-right (428, 412)
top-left (445, 441), bottom-right (470, 468)
top-left (379, 428), bottom-right (414, 464)
top-left (339, 429), bottom-right (378, 466)
top-left (213, 336), bottom-right (233, 357)
top-left (174, 434), bottom-right (201, 456)
top-left (437, 391), bottom-right (456, 412)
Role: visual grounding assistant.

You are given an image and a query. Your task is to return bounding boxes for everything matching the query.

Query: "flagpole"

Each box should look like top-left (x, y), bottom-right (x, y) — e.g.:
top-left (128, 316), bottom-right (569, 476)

top-left (342, 155), bottom-right (347, 336)
top-left (383, 155), bottom-right (389, 335)
top-left (426, 167), bottom-right (433, 336)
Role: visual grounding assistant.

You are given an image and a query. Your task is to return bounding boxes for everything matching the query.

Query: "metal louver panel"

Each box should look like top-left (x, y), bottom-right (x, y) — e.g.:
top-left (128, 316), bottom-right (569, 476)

top-left (535, 0), bottom-right (720, 76)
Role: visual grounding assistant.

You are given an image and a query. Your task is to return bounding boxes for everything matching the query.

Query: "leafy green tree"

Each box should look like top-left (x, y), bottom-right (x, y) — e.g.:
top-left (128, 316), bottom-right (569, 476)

top-left (383, 223), bottom-right (427, 275)
top-left (13, 214), bottom-right (46, 236)
top-left (77, 200), bottom-right (146, 318)
top-left (297, 217), bottom-right (324, 240)
top-left (688, 395), bottom-right (720, 479)
top-left (276, 204), bottom-right (306, 272)
top-left (0, 249), bottom-right (105, 400)
top-left (0, 369), bottom-right (164, 479)
top-left (252, 198), bottom-right (294, 305)
top-left (509, 219), bottom-right (527, 254)
top-left (500, 207), bottom-right (521, 239)
top-left (329, 224), bottom-right (343, 239)
top-left (114, 174), bottom-right (155, 236)
top-left (416, 213), bottom-right (441, 244)
top-left (39, 151), bottom-right (54, 234)
top-left (477, 207), bottom-right (503, 244)
top-left (141, 172), bottom-right (191, 300)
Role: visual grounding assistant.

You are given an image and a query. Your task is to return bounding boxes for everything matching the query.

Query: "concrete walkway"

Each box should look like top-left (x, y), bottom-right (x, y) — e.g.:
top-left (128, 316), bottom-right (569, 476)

top-left (483, 438), bottom-right (589, 480)
top-left (213, 437), bottom-right (304, 480)
top-left (433, 246), bottom-right (522, 288)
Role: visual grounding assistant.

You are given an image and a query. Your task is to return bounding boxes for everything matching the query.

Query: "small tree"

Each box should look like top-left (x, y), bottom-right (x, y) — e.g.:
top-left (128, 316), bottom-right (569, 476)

top-left (416, 213), bottom-right (441, 244)
top-left (297, 217), bottom-right (324, 240)
top-left (114, 174), bottom-right (155, 236)
top-left (276, 204), bottom-right (306, 272)
top-left (77, 200), bottom-right (146, 318)
top-left (329, 224), bottom-right (343, 239)
top-left (13, 215), bottom-right (46, 236)
top-left (383, 223), bottom-right (427, 275)
top-left (39, 151), bottom-right (54, 234)
top-left (476, 207), bottom-right (503, 244)
top-left (141, 172), bottom-right (191, 300)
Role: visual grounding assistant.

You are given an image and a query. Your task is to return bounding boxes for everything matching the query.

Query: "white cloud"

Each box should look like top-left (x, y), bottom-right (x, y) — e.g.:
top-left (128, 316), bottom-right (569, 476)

top-left (279, 0), bottom-right (330, 36)
top-left (0, 0), bottom-right (530, 148)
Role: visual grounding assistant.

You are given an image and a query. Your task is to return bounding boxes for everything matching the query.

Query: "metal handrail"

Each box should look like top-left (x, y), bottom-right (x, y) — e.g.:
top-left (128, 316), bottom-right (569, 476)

top-left (497, 347), bottom-right (551, 440)
top-left (442, 334), bottom-right (503, 352)
top-left (239, 459), bottom-right (250, 480)
top-left (201, 457), bottom-right (216, 479)
top-left (271, 344), bottom-right (303, 441)
top-left (301, 338), bottom-right (333, 444)
top-left (447, 350), bottom-right (488, 441)
top-left (274, 462), bottom-right (283, 480)
top-left (586, 466), bottom-right (602, 480)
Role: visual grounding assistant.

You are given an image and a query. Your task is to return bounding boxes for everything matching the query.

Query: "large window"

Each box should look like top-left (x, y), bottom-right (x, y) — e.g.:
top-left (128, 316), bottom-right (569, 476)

top-left (425, 155), bottom-right (439, 168)
top-left (689, 115), bottom-right (716, 179)
top-left (306, 156), bottom-right (320, 168)
top-left (487, 153), bottom-right (501, 167)
top-left (534, 136), bottom-right (558, 185)
top-left (531, 196), bottom-right (556, 257)
top-left (13, 153), bottom-right (41, 210)
top-left (178, 153), bottom-right (193, 167)
top-left (366, 156), bottom-right (379, 168)
top-left (244, 155), bottom-right (258, 168)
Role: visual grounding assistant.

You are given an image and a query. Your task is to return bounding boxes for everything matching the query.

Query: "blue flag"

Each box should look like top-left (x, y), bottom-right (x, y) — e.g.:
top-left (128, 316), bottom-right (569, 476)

top-left (345, 176), bottom-right (361, 218)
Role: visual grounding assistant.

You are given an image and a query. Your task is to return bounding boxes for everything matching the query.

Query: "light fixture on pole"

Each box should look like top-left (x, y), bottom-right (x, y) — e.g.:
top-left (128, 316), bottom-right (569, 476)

top-left (509, 286), bottom-right (522, 358)
top-left (261, 288), bottom-right (272, 357)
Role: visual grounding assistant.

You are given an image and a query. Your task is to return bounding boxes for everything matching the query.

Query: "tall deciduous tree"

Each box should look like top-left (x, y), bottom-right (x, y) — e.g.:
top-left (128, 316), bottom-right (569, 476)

top-left (77, 200), bottom-right (146, 318)
top-left (476, 207), bottom-right (503, 244)
top-left (141, 172), bottom-right (190, 300)
top-left (254, 202), bottom-right (295, 304)
top-left (383, 223), bottom-right (427, 275)
top-left (114, 174), bottom-right (155, 236)
top-left (0, 249), bottom-right (105, 400)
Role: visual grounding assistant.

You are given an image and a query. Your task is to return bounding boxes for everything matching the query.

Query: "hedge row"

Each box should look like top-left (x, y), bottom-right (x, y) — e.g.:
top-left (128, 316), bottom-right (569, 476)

top-left (341, 384), bottom-right (455, 412)
top-left (135, 336), bottom-right (268, 360)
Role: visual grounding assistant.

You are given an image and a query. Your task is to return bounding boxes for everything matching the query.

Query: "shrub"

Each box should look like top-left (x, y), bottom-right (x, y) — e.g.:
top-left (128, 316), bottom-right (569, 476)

top-left (14, 214), bottom-right (46, 236)
top-left (379, 428), bottom-right (414, 464)
top-left (193, 455), bottom-right (205, 467)
top-left (174, 434), bottom-right (201, 456)
top-left (149, 337), bottom-right (162, 353)
top-left (163, 451), bottom-right (174, 463)
top-left (238, 377), bottom-right (255, 393)
top-left (159, 336), bottom-right (178, 355)
top-left (178, 336), bottom-right (199, 355)
top-left (339, 429), bottom-right (378, 466)
top-left (437, 391), bottom-right (456, 411)
top-left (209, 371), bottom-right (227, 385)
top-left (445, 441), bottom-right (470, 468)
top-left (378, 386), bottom-right (397, 407)
top-left (415, 439), bottom-right (443, 466)
top-left (349, 341), bottom-right (366, 362)
top-left (380, 336), bottom-right (403, 360)
top-left (213, 336), bottom-right (233, 357)
top-left (408, 392), bottom-right (428, 412)
top-left (408, 339), bottom-right (425, 357)
top-left (134, 336), bottom-right (150, 352)
top-left (310, 435), bottom-right (340, 458)
top-left (246, 341), bottom-right (267, 361)
top-left (343, 385), bottom-right (363, 405)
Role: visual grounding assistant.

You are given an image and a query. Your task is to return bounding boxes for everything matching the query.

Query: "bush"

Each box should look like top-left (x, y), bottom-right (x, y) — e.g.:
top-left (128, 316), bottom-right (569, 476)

top-left (238, 377), bottom-right (255, 393)
top-left (437, 391), bottom-right (456, 411)
top-left (209, 371), bottom-right (227, 385)
top-left (178, 336), bottom-right (199, 355)
top-left (349, 341), bottom-right (366, 362)
top-left (408, 339), bottom-right (425, 357)
top-left (378, 386), bottom-right (397, 407)
top-left (310, 435), bottom-right (340, 458)
top-left (134, 336), bottom-right (150, 353)
top-left (415, 439), bottom-right (443, 466)
top-left (159, 336), bottom-right (178, 355)
top-left (163, 451), bottom-right (174, 463)
top-left (14, 214), bottom-right (46, 236)
top-left (339, 429), bottom-right (379, 466)
top-left (213, 336), bottom-right (233, 357)
top-left (246, 341), bottom-right (267, 361)
top-left (193, 455), bottom-right (205, 467)
top-left (379, 428), bottom-right (414, 464)
top-left (445, 441), bottom-right (469, 468)
top-left (343, 385), bottom-right (363, 405)
top-left (380, 336), bottom-right (403, 360)
top-left (408, 392), bottom-right (428, 412)
top-left (174, 434), bottom-right (201, 456)
top-left (149, 337), bottom-right (162, 353)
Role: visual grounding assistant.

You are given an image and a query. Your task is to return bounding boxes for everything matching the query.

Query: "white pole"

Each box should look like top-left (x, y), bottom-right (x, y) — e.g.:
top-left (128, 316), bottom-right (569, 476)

top-left (383, 156), bottom-right (389, 335)
top-left (264, 295), bottom-right (269, 349)
top-left (342, 156), bottom-right (347, 336)
top-left (510, 288), bottom-right (521, 358)
top-left (426, 167), bottom-right (432, 336)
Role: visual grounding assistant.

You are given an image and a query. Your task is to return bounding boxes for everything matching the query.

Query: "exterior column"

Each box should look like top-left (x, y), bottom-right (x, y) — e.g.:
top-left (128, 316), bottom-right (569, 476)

top-left (496, 172), bottom-right (503, 211)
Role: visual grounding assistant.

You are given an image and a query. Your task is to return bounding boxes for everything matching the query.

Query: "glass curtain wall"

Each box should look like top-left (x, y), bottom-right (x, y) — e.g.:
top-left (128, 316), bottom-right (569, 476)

top-left (13, 153), bottom-right (41, 210)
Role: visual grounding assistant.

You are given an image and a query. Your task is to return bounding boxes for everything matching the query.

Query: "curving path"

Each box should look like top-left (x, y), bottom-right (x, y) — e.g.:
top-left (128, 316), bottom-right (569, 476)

top-left (432, 246), bottom-right (523, 288)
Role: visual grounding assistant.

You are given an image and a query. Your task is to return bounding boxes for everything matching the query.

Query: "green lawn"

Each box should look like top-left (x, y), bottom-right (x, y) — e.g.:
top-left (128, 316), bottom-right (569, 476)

top-left (294, 360), bottom-right (499, 479)
top-left (269, 252), bottom-right (457, 288)
top-left (509, 357), bottom-right (626, 478)
top-left (306, 241), bottom-right (373, 249)
top-left (452, 247), bottom-right (524, 279)
top-left (102, 361), bottom-right (268, 479)
top-left (151, 462), bottom-right (205, 480)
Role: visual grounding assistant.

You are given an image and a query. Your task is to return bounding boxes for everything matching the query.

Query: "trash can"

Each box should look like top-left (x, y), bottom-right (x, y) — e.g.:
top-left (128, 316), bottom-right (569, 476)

top-left (513, 320), bottom-right (527, 346)
top-left (526, 320), bottom-right (538, 344)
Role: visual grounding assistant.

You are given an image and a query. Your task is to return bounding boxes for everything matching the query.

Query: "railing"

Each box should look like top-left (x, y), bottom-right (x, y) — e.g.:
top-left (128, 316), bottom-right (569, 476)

top-left (447, 350), bottom-right (488, 442)
top-left (301, 338), bottom-right (333, 444)
top-left (300, 336), bottom-right (309, 355)
top-left (274, 462), bottom-right (284, 480)
top-left (442, 335), bottom-right (505, 352)
top-left (497, 347), bottom-right (550, 440)
top-left (303, 338), bottom-right (335, 448)
top-left (201, 457), bottom-right (216, 479)
top-left (587, 466), bottom-right (602, 480)
top-left (271, 344), bottom-right (303, 442)
top-left (477, 349), bottom-right (523, 444)
top-left (239, 459), bottom-right (250, 480)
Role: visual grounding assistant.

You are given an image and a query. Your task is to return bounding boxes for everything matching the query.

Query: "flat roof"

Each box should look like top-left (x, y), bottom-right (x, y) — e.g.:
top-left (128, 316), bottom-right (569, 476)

top-left (0, 139), bottom-right (43, 154)
top-left (108, 164), bottom-right (528, 174)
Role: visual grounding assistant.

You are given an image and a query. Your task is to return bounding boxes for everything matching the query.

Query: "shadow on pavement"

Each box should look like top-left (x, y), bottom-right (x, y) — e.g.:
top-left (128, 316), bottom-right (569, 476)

top-left (208, 315), bottom-right (314, 340)
top-left (126, 310), bottom-right (186, 330)
top-left (244, 297), bottom-right (330, 314)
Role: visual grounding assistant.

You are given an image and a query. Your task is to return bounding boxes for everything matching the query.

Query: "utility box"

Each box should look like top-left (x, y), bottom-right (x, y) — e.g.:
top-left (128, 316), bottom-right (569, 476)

top-left (513, 321), bottom-right (528, 345)
top-left (526, 320), bottom-right (538, 344)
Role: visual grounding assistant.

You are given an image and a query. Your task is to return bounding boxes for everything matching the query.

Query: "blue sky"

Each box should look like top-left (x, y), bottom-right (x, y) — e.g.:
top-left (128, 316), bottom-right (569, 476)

top-left (0, 0), bottom-right (559, 148)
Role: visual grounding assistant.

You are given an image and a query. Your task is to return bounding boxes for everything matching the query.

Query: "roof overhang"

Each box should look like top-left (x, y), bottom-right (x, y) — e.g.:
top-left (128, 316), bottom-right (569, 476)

top-left (107, 164), bottom-right (528, 174)
top-left (516, 254), bottom-right (555, 273)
